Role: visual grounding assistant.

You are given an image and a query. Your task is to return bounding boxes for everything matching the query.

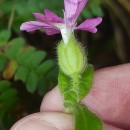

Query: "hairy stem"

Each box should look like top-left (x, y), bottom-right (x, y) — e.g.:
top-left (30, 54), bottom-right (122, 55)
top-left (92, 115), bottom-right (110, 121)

top-left (72, 73), bottom-right (79, 92)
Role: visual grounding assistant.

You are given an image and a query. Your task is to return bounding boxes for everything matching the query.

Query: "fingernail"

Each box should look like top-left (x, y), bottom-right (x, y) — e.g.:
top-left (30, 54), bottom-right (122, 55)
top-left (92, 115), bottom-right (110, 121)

top-left (13, 119), bottom-right (58, 130)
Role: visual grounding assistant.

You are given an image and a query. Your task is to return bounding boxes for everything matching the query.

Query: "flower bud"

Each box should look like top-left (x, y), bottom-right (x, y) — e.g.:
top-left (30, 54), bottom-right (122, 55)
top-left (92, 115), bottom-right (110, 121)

top-left (57, 37), bottom-right (87, 76)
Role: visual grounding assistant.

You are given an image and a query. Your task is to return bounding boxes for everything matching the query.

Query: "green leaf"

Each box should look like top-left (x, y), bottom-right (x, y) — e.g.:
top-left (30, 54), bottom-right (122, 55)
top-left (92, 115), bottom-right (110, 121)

top-left (14, 46), bottom-right (57, 94)
top-left (3, 60), bottom-right (18, 80)
top-left (26, 51), bottom-right (46, 68)
top-left (78, 65), bottom-right (94, 100)
top-left (9, 38), bottom-right (25, 46)
top-left (16, 46), bottom-right (36, 65)
top-left (0, 88), bottom-right (17, 103)
top-left (36, 59), bottom-right (55, 75)
top-left (0, 80), bottom-right (19, 113)
top-left (14, 66), bottom-right (29, 82)
top-left (26, 71), bottom-right (39, 93)
top-left (46, 65), bottom-right (58, 83)
top-left (58, 65), bottom-right (93, 104)
top-left (38, 77), bottom-right (49, 96)
top-left (0, 81), bottom-right (11, 92)
top-left (5, 38), bottom-right (25, 58)
top-left (58, 70), bottom-right (71, 95)
top-left (64, 90), bottom-right (78, 103)
top-left (0, 30), bottom-right (11, 44)
top-left (73, 104), bottom-right (102, 130)
top-left (0, 55), bottom-right (8, 71)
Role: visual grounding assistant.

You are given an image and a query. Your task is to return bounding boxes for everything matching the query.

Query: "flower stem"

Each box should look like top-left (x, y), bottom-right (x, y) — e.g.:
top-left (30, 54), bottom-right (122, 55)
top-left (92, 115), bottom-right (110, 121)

top-left (72, 73), bottom-right (79, 92)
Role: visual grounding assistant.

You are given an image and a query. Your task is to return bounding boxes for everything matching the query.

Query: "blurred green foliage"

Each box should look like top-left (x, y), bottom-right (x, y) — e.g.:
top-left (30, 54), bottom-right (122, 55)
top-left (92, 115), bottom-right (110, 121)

top-left (0, 29), bottom-right (58, 129)
top-left (0, 80), bottom-right (20, 130)
top-left (0, 29), bottom-right (57, 95)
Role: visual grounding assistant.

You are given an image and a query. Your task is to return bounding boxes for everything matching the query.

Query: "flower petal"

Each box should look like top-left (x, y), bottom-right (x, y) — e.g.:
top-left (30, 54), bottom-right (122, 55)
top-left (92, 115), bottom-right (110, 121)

top-left (33, 13), bottom-right (46, 21)
top-left (44, 28), bottom-right (60, 35)
top-left (44, 9), bottom-right (63, 23)
top-left (76, 17), bottom-right (102, 33)
top-left (64, 0), bottom-right (88, 25)
top-left (20, 21), bottom-right (59, 34)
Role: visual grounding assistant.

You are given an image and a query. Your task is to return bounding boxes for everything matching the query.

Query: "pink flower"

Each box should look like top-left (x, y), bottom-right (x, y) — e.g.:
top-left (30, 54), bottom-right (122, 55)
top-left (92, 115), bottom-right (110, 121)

top-left (20, 0), bottom-right (102, 43)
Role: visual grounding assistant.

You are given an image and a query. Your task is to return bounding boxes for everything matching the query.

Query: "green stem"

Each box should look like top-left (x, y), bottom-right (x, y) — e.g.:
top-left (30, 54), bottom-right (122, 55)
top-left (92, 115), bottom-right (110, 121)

top-left (8, 7), bottom-right (15, 31)
top-left (72, 73), bottom-right (79, 91)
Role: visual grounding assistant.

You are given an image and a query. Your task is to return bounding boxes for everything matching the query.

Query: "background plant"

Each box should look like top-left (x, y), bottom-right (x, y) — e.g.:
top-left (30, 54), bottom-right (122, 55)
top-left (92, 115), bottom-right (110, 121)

top-left (0, 29), bottom-right (58, 130)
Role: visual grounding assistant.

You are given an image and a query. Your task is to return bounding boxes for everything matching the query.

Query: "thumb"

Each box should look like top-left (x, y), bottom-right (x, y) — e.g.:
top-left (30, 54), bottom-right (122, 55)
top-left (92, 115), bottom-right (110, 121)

top-left (10, 112), bottom-right (122, 130)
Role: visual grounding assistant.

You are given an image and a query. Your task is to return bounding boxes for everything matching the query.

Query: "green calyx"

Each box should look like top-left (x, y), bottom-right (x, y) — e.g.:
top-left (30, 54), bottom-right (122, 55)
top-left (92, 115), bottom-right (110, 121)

top-left (57, 36), bottom-right (87, 76)
top-left (57, 35), bottom-right (92, 105)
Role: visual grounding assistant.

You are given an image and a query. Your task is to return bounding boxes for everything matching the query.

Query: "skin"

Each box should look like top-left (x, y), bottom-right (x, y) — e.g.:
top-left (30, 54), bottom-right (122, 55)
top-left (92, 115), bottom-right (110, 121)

top-left (10, 63), bottom-right (130, 130)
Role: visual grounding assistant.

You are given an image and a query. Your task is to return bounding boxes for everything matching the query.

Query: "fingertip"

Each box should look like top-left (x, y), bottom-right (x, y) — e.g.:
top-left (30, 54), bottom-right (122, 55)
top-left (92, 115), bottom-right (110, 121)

top-left (10, 112), bottom-right (74, 130)
top-left (10, 112), bottom-right (122, 130)
top-left (40, 87), bottom-right (64, 112)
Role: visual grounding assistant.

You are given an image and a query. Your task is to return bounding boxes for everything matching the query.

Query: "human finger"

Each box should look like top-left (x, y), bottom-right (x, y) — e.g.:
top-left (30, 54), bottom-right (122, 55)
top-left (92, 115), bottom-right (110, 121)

top-left (41, 63), bottom-right (130, 129)
top-left (10, 112), bottom-right (122, 130)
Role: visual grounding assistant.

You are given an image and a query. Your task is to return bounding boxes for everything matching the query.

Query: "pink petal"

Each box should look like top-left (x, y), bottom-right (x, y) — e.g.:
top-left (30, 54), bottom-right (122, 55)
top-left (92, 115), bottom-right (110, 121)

top-left (33, 13), bottom-right (46, 21)
top-left (64, 0), bottom-right (88, 25)
top-left (33, 12), bottom-right (63, 32)
top-left (77, 17), bottom-right (102, 33)
top-left (44, 28), bottom-right (60, 35)
top-left (44, 9), bottom-right (63, 23)
top-left (20, 21), bottom-right (58, 33)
